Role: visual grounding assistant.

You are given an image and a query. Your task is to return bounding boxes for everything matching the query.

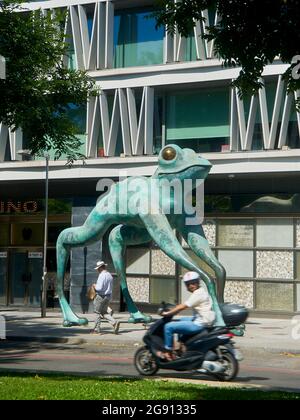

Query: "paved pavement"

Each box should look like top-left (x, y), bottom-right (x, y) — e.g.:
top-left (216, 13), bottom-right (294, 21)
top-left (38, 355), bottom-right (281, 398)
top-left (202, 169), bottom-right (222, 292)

top-left (1, 309), bottom-right (300, 392)
top-left (1, 309), bottom-right (299, 353)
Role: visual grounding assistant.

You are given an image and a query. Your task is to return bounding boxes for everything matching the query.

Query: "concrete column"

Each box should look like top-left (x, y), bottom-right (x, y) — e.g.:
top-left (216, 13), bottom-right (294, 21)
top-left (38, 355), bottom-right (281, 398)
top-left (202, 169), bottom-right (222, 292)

top-left (70, 197), bottom-right (101, 313)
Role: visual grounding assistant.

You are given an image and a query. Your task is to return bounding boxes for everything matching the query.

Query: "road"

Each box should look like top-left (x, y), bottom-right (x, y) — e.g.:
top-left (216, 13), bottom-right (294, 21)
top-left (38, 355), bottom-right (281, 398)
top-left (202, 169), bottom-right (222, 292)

top-left (0, 340), bottom-right (299, 392)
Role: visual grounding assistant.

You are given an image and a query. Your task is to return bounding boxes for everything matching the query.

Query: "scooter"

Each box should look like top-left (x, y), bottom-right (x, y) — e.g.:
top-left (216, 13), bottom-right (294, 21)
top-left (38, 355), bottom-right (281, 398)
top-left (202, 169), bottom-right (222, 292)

top-left (134, 303), bottom-right (248, 381)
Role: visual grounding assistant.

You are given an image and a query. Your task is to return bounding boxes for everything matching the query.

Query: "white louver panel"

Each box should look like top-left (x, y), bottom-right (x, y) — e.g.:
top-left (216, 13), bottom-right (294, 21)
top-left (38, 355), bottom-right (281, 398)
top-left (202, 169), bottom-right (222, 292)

top-left (230, 75), bottom-right (300, 151)
top-left (0, 125), bottom-right (23, 161)
top-left (87, 87), bottom-right (154, 158)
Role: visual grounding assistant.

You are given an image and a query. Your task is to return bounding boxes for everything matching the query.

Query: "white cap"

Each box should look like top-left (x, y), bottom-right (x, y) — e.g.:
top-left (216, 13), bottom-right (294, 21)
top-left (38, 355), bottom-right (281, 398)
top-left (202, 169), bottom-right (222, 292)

top-left (94, 260), bottom-right (107, 270)
top-left (183, 271), bottom-right (200, 282)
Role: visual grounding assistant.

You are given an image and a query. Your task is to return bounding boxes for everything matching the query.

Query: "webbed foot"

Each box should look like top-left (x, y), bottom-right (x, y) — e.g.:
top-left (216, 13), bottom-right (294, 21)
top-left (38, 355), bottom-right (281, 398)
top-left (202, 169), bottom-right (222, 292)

top-left (128, 312), bottom-right (152, 324)
top-left (63, 317), bottom-right (88, 327)
top-left (230, 324), bottom-right (246, 337)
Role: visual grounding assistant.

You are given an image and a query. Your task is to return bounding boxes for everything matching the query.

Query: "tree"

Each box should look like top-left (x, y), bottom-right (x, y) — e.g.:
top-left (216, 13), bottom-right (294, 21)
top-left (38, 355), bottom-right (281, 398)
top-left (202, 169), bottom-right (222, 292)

top-left (0, 1), bottom-right (98, 162)
top-left (154, 0), bottom-right (300, 99)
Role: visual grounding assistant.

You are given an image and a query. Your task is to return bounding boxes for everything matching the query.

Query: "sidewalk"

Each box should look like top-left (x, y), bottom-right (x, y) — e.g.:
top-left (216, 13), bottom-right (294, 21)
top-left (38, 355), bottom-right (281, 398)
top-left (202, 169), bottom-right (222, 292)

top-left (1, 309), bottom-right (299, 353)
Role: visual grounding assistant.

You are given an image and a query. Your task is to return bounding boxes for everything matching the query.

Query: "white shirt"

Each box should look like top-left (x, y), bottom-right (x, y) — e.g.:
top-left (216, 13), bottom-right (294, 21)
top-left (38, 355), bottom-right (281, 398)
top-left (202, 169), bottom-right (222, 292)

top-left (95, 270), bottom-right (113, 296)
top-left (184, 286), bottom-right (215, 326)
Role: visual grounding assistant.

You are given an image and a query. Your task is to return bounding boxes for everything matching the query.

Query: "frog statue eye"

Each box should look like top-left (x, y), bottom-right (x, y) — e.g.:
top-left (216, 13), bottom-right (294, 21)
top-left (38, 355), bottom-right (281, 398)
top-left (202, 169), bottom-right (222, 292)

top-left (162, 146), bottom-right (177, 161)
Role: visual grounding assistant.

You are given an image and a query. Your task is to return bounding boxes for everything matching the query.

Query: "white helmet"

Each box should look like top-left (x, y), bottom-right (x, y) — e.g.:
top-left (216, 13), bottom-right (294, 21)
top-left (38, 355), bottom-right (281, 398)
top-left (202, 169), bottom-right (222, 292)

top-left (183, 271), bottom-right (200, 282)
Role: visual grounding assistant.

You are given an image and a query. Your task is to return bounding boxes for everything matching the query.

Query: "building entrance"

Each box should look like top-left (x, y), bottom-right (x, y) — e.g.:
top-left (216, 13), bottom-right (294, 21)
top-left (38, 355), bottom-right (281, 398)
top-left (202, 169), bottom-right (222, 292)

top-left (0, 253), bottom-right (7, 305)
top-left (0, 197), bottom-right (71, 308)
top-left (0, 249), bottom-right (43, 306)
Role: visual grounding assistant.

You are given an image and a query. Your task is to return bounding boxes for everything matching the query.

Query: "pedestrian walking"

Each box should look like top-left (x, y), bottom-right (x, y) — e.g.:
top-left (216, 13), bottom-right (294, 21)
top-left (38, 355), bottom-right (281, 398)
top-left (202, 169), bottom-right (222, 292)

top-left (91, 261), bottom-right (120, 335)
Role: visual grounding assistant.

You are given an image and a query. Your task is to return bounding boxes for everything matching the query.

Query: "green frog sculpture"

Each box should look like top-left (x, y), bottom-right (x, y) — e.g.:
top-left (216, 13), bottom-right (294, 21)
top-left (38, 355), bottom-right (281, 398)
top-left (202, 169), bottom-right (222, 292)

top-left (56, 145), bottom-right (226, 327)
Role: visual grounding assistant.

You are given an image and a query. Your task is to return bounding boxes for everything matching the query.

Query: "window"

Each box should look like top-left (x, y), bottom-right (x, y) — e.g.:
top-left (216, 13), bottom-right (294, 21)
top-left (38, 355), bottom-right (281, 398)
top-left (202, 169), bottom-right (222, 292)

top-left (218, 250), bottom-right (254, 278)
top-left (0, 224), bottom-right (9, 246)
top-left (166, 87), bottom-right (230, 153)
top-left (256, 282), bottom-right (294, 312)
top-left (184, 32), bottom-right (197, 62)
top-left (114, 8), bottom-right (164, 68)
top-left (11, 223), bottom-right (44, 246)
top-left (256, 218), bottom-right (294, 248)
top-left (48, 224), bottom-right (70, 246)
top-left (218, 220), bottom-right (254, 247)
top-left (25, 104), bottom-right (87, 161)
top-left (150, 277), bottom-right (177, 304)
top-left (127, 248), bottom-right (150, 275)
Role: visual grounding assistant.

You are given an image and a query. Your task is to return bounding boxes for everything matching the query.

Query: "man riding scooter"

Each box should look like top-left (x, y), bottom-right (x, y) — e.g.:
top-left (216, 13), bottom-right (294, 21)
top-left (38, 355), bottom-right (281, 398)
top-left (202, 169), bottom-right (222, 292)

top-left (158, 271), bottom-right (216, 361)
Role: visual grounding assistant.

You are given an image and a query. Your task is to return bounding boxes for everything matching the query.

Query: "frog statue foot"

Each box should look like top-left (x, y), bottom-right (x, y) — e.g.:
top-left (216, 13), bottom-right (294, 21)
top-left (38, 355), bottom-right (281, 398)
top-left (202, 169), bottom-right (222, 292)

top-left (59, 295), bottom-right (88, 327)
top-left (63, 318), bottom-right (88, 327)
top-left (56, 145), bottom-right (227, 327)
top-left (128, 312), bottom-right (152, 324)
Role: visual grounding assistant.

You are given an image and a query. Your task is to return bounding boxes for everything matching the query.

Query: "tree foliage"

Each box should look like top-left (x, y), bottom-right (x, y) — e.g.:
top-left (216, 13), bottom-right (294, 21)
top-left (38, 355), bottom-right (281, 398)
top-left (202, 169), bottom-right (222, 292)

top-left (0, 1), bottom-right (98, 162)
top-left (154, 0), bottom-right (300, 98)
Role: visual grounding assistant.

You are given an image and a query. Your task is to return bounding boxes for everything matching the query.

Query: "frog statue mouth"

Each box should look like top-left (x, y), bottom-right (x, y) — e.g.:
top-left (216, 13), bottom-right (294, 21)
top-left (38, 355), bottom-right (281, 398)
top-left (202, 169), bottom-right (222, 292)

top-left (157, 164), bottom-right (211, 179)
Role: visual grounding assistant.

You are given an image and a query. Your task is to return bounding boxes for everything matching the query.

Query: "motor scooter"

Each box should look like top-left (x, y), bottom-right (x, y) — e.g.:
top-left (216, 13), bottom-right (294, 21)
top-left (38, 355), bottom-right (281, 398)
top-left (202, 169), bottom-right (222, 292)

top-left (134, 303), bottom-right (248, 381)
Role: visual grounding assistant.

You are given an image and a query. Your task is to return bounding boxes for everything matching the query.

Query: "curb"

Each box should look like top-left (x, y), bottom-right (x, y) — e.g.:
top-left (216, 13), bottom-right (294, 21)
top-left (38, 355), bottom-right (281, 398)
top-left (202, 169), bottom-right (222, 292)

top-left (4, 335), bottom-right (143, 346)
top-left (4, 335), bottom-right (300, 354)
top-left (155, 377), bottom-right (300, 393)
top-left (5, 335), bottom-right (73, 344)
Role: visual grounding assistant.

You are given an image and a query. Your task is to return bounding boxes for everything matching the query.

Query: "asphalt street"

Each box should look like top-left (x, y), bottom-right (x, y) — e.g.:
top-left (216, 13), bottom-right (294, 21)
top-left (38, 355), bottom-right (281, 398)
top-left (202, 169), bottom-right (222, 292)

top-left (0, 340), bottom-right (300, 392)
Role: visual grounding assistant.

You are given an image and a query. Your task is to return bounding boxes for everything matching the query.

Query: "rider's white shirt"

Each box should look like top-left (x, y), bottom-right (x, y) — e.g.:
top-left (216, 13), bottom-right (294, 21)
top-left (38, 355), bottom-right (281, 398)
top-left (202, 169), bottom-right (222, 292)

top-left (185, 287), bottom-right (215, 326)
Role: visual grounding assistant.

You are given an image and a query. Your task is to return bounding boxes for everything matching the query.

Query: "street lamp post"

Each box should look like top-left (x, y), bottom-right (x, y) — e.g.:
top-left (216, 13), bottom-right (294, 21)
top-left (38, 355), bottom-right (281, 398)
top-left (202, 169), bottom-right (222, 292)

top-left (41, 153), bottom-right (49, 318)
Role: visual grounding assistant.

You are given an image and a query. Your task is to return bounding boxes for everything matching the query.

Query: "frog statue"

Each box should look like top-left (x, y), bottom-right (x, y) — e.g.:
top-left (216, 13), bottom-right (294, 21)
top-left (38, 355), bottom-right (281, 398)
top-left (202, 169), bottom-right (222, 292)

top-left (56, 145), bottom-right (226, 327)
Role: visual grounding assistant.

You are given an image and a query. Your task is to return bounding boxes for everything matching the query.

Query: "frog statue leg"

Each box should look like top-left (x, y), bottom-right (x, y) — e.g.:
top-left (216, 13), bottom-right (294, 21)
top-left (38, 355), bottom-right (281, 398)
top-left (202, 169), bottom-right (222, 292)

top-left (140, 212), bottom-right (225, 326)
top-left (177, 221), bottom-right (226, 303)
top-left (56, 208), bottom-right (111, 327)
top-left (109, 225), bottom-right (152, 323)
top-left (177, 222), bottom-right (247, 335)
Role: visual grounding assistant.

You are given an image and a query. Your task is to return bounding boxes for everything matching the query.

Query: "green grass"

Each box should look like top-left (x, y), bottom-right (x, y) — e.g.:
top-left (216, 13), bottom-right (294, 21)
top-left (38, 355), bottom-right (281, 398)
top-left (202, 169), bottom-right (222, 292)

top-left (0, 373), bottom-right (298, 400)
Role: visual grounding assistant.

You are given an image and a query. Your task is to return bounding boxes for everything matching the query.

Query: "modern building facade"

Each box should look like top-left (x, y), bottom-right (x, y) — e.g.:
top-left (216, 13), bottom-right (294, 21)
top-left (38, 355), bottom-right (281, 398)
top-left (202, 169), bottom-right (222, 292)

top-left (1, 0), bottom-right (300, 316)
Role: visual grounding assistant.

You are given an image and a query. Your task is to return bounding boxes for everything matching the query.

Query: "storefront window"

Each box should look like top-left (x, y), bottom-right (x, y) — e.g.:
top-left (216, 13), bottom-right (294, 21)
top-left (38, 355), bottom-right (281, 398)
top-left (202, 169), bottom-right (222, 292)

top-left (204, 193), bottom-right (300, 214)
top-left (0, 257), bottom-right (7, 304)
top-left (127, 248), bottom-right (150, 275)
top-left (0, 224), bottom-right (9, 246)
top-left (48, 224), bottom-right (70, 245)
top-left (48, 199), bottom-right (72, 215)
top-left (11, 223), bottom-right (44, 246)
top-left (9, 251), bottom-right (43, 306)
top-left (218, 250), bottom-right (254, 279)
top-left (256, 282), bottom-right (294, 312)
top-left (180, 249), bottom-right (215, 278)
top-left (218, 220), bottom-right (254, 247)
top-left (0, 198), bottom-right (71, 307)
top-left (256, 218), bottom-right (294, 248)
top-left (150, 277), bottom-right (177, 305)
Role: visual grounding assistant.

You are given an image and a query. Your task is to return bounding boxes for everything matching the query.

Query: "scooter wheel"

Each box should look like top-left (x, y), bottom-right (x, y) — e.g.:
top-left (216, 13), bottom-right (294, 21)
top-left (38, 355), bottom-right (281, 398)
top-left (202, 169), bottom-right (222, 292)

top-left (134, 346), bottom-right (159, 376)
top-left (214, 350), bottom-right (239, 382)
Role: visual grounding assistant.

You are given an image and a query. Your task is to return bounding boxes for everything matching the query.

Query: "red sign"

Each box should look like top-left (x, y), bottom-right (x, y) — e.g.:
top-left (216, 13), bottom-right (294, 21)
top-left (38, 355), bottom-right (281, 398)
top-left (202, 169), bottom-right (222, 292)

top-left (0, 201), bottom-right (38, 214)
